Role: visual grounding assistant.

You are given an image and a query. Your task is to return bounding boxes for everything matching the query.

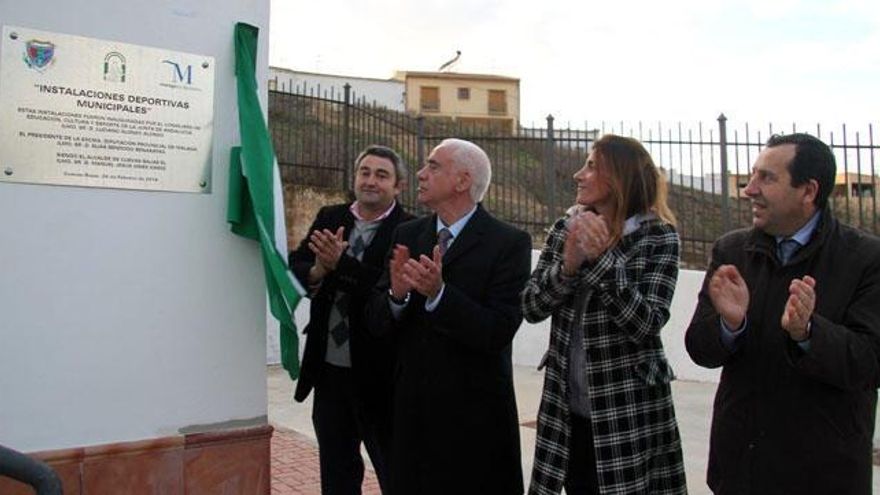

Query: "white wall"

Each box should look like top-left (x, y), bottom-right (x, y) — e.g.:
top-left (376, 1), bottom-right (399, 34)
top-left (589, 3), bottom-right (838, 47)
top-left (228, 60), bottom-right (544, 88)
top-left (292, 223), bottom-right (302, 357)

top-left (271, 253), bottom-right (720, 384)
top-left (0, 0), bottom-right (271, 452)
top-left (664, 269), bottom-right (721, 382)
top-left (270, 68), bottom-right (405, 111)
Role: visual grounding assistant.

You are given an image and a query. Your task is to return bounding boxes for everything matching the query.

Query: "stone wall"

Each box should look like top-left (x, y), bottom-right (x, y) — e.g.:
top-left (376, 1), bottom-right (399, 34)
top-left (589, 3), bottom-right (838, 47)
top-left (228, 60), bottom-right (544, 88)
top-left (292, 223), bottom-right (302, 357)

top-left (284, 184), bottom-right (349, 250)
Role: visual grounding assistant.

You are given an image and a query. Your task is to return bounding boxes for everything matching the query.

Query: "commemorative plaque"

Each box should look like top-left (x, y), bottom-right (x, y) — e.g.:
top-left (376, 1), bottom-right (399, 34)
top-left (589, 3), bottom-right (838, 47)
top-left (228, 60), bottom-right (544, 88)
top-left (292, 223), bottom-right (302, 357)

top-left (0, 25), bottom-right (215, 193)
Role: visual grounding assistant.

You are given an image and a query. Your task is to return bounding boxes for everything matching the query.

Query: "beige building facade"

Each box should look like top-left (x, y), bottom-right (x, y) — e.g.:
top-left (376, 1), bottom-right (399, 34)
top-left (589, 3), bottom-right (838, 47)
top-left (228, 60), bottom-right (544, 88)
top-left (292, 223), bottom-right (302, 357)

top-left (396, 71), bottom-right (520, 133)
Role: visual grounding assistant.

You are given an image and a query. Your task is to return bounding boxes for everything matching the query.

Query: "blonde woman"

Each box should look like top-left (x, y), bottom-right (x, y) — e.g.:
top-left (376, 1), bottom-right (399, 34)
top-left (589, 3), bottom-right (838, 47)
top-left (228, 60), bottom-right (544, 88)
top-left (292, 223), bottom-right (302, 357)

top-left (523, 134), bottom-right (687, 495)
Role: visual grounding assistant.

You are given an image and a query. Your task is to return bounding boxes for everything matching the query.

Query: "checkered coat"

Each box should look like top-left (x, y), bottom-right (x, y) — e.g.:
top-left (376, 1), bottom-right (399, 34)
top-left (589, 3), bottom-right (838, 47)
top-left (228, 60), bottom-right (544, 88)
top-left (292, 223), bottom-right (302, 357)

top-left (522, 213), bottom-right (687, 495)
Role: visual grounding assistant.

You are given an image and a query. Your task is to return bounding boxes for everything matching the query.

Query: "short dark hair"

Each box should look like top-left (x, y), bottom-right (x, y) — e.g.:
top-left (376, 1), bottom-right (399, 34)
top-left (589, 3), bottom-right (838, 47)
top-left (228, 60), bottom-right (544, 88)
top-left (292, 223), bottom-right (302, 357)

top-left (765, 133), bottom-right (836, 209)
top-left (354, 145), bottom-right (407, 185)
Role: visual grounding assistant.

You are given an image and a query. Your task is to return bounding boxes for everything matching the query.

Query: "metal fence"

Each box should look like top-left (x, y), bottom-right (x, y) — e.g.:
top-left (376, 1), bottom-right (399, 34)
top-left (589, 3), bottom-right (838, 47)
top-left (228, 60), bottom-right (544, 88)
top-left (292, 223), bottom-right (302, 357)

top-left (268, 84), bottom-right (879, 269)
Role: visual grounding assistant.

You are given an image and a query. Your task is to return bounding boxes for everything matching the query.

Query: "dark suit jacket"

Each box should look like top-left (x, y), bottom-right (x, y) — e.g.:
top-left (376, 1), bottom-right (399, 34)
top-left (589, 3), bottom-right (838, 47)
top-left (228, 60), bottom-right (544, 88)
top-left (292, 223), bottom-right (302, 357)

top-left (368, 204), bottom-right (532, 495)
top-left (685, 209), bottom-right (880, 495)
top-left (289, 202), bottom-right (412, 417)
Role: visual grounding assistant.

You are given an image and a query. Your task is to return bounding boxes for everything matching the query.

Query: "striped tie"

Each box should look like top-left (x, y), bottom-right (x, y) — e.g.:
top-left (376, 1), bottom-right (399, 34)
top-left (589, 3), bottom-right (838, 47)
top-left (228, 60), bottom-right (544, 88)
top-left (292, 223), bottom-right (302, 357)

top-left (438, 228), bottom-right (453, 257)
top-left (777, 239), bottom-right (801, 265)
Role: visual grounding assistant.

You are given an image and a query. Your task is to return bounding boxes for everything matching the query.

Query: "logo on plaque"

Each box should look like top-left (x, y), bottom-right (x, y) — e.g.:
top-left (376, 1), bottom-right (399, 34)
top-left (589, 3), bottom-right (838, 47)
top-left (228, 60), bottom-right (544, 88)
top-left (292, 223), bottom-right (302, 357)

top-left (162, 59), bottom-right (192, 85)
top-left (103, 52), bottom-right (126, 83)
top-left (23, 39), bottom-right (55, 71)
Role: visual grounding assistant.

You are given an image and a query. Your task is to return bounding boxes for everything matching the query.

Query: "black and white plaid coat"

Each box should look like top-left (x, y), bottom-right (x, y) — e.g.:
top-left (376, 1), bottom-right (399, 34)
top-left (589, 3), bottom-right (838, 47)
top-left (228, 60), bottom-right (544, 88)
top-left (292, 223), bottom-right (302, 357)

top-left (522, 211), bottom-right (687, 495)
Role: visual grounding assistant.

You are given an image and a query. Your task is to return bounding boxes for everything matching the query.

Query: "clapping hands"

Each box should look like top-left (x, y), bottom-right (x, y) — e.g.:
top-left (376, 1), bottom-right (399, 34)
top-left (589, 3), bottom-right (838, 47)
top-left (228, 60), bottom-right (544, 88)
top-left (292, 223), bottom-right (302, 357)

top-left (562, 210), bottom-right (611, 276)
top-left (307, 226), bottom-right (348, 283)
top-left (390, 244), bottom-right (444, 300)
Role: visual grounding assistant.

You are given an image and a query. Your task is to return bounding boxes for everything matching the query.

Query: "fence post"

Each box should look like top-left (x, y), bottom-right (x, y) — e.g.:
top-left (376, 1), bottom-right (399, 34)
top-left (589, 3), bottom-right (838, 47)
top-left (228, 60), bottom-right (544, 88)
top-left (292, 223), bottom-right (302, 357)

top-left (544, 114), bottom-right (556, 224)
top-left (718, 113), bottom-right (730, 234)
top-left (416, 116), bottom-right (425, 209)
top-left (342, 83), bottom-right (352, 192)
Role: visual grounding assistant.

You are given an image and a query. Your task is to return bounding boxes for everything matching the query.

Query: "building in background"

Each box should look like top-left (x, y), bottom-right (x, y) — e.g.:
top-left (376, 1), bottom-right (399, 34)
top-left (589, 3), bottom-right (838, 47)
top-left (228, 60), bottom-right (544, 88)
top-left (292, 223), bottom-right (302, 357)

top-left (396, 70), bottom-right (520, 133)
top-left (269, 67), bottom-right (521, 134)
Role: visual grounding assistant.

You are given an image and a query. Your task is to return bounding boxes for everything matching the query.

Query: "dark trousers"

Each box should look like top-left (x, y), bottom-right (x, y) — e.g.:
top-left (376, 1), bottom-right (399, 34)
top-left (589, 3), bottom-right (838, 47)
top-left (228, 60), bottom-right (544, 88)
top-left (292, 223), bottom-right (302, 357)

top-left (564, 414), bottom-right (600, 495)
top-left (312, 363), bottom-right (391, 495)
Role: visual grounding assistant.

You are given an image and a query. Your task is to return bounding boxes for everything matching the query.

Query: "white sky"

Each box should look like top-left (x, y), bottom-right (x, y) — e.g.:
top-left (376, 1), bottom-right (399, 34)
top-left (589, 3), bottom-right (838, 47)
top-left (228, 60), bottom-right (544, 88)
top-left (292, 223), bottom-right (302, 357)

top-left (269, 0), bottom-right (879, 129)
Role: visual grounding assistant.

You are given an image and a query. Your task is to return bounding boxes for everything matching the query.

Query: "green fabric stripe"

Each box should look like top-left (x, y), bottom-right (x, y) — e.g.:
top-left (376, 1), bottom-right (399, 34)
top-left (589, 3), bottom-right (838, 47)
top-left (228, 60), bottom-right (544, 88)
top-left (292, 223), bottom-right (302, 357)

top-left (230, 22), bottom-right (303, 380)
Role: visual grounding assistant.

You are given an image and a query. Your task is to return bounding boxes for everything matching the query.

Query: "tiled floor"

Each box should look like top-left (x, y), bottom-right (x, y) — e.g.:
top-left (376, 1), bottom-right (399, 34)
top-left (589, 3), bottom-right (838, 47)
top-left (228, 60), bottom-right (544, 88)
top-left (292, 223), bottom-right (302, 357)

top-left (271, 427), bottom-right (381, 495)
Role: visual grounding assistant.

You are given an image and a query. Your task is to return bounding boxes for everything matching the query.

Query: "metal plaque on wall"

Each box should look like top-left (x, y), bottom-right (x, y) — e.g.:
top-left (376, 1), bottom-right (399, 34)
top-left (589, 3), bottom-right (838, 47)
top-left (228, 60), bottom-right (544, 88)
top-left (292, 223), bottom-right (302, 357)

top-left (0, 25), bottom-right (215, 193)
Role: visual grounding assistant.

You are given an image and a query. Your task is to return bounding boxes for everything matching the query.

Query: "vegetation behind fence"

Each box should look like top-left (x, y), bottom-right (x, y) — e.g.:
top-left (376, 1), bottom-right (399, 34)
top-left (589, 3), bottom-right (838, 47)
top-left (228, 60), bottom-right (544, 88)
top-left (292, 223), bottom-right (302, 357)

top-left (269, 85), bottom-right (879, 269)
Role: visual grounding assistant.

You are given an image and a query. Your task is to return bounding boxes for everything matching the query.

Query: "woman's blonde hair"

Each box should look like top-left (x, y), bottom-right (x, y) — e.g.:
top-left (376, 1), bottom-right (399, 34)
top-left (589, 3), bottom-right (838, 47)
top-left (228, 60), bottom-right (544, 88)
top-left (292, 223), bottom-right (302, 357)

top-left (591, 134), bottom-right (676, 242)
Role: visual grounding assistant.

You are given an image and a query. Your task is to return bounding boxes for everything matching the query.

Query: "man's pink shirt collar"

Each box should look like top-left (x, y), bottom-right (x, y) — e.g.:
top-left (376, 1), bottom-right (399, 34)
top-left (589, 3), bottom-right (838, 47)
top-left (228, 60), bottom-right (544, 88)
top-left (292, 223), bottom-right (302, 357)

top-left (349, 200), bottom-right (396, 222)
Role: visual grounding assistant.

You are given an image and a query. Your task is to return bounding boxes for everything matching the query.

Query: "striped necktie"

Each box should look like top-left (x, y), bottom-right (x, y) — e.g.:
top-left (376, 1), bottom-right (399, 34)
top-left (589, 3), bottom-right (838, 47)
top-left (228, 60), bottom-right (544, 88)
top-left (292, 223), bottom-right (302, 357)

top-left (438, 228), bottom-right (453, 257)
top-left (777, 238), bottom-right (801, 265)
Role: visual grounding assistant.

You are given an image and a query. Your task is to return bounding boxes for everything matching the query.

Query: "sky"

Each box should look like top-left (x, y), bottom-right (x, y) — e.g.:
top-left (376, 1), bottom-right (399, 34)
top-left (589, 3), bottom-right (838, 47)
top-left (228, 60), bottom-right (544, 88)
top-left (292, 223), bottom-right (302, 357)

top-left (269, 0), bottom-right (879, 130)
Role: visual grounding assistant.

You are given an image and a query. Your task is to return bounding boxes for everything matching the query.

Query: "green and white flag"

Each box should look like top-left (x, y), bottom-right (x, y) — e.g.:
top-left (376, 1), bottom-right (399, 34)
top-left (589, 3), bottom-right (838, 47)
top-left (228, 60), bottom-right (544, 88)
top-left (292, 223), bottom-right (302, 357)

top-left (228, 22), bottom-right (305, 380)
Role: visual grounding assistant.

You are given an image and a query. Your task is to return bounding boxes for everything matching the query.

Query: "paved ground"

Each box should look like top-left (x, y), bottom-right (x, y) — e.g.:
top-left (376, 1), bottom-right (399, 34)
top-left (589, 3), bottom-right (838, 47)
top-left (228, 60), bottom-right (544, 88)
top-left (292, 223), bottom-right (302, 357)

top-left (268, 364), bottom-right (880, 494)
top-left (270, 427), bottom-right (381, 495)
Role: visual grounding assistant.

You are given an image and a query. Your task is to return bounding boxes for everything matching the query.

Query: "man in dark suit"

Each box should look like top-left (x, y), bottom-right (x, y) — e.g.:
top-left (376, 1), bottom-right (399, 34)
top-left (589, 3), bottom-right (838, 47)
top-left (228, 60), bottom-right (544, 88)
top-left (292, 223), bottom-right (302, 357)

top-left (288, 145), bottom-right (413, 495)
top-left (369, 138), bottom-right (532, 495)
top-left (685, 134), bottom-right (880, 494)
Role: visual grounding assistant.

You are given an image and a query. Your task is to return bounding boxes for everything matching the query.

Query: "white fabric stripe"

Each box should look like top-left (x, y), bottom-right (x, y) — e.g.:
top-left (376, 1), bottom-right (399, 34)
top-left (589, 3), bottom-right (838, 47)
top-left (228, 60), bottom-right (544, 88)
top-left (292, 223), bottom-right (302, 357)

top-left (272, 159), bottom-right (287, 256)
top-left (271, 159), bottom-right (306, 298)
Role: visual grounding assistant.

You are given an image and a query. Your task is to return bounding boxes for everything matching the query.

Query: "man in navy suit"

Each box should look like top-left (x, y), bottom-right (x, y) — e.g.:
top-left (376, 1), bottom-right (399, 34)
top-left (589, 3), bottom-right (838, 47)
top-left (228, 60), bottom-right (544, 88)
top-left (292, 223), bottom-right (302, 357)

top-left (288, 145), bottom-right (412, 495)
top-left (370, 138), bottom-right (532, 495)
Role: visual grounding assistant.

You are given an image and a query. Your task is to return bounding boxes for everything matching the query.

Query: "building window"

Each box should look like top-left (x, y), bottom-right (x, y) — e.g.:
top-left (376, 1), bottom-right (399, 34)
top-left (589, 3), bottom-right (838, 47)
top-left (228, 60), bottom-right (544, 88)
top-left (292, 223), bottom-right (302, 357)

top-left (457, 87), bottom-right (470, 100)
top-left (420, 86), bottom-right (440, 112)
top-left (488, 89), bottom-right (507, 115)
